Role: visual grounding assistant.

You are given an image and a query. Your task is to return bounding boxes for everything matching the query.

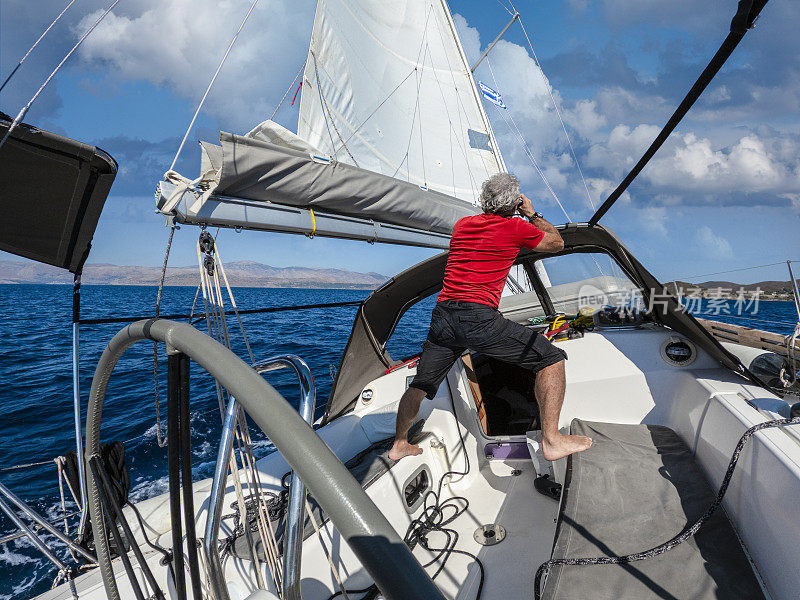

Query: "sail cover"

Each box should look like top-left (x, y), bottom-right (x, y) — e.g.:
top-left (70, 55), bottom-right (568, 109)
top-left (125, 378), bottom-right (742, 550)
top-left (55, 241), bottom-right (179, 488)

top-left (298, 0), bottom-right (504, 203)
top-left (211, 132), bottom-right (479, 235)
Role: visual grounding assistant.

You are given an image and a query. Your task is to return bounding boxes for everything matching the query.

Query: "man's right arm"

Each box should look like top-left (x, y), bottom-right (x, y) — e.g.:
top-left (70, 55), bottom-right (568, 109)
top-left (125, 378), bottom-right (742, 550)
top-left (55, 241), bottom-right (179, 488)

top-left (518, 194), bottom-right (564, 252)
top-left (528, 215), bottom-right (564, 252)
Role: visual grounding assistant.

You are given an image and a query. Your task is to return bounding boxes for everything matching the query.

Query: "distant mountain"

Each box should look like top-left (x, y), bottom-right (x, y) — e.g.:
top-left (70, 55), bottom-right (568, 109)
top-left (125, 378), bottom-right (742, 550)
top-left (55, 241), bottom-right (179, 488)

top-left (0, 260), bottom-right (388, 289)
top-left (695, 280), bottom-right (796, 295)
top-left (667, 279), bottom-right (797, 296)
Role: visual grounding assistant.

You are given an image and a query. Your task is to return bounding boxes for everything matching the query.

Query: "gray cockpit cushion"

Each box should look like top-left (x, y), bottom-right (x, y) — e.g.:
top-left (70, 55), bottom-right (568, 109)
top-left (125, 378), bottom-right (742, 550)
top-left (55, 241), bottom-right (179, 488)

top-left (541, 419), bottom-right (765, 600)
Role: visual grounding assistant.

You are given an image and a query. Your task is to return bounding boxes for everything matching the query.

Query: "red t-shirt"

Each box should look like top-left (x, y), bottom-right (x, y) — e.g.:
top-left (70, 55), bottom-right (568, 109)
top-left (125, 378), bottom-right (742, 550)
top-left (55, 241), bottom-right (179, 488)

top-left (438, 214), bottom-right (544, 308)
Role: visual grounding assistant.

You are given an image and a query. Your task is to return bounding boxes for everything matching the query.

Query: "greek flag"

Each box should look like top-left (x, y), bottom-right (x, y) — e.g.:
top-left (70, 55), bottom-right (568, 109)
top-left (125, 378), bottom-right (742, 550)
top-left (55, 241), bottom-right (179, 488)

top-left (478, 81), bottom-right (507, 109)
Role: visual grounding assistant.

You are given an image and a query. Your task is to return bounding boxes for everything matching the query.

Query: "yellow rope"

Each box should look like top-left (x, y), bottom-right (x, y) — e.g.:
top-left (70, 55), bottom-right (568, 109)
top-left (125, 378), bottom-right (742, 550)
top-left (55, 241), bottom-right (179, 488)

top-left (306, 208), bottom-right (317, 238)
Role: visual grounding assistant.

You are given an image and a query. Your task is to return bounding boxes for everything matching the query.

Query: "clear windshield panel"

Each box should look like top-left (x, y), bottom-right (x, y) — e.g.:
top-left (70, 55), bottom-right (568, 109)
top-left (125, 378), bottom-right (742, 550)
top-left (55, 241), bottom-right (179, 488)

top-left (498, 262), bottom-right (545, 323)
top-left (538, 252), bottom-right (643, 315)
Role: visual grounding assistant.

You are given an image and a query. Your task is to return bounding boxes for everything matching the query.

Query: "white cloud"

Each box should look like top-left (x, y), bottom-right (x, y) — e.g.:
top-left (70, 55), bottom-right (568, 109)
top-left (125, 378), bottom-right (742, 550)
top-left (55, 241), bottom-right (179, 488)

top-left (704, 85), bottom-right (730, 104)
top-left (650, 133), bottom-right (795, 192)
top-left (586, 124), bottom-right (800, 200)
top-left (695, 225), bottom-right (733, 259)
top-left (593, 86), bottom-right (670, 125)
top-left (566, 99), bottom-right (606, 136)
top-left (586, 123), bottom-right (660, 176)
top-left (76, 0), bottom-right (315, 133)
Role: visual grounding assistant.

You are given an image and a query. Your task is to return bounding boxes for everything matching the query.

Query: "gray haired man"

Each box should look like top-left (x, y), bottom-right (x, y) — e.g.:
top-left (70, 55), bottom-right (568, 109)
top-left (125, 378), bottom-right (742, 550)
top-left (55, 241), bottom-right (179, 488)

top-left (389, 173), bottom-right (592, 461)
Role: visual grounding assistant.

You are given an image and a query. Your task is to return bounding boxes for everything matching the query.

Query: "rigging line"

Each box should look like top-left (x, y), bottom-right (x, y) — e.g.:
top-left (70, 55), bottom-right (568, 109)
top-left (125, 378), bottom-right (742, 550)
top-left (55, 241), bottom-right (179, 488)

top-left (415, 5), bottom-right (436, 189)
top-left (0, 0), bottom-right (121, 153)
top-left (435, 57), bottom-right (459, 196)
top-left (310, 48), bottom-right (358, 166)
top-left (309, 50), bottom-right (337, 154)
top-left (430, 14), bottom-right (484, 201)
top-left (213, 245), bottom-right (254, 364)
top-left (152, 226), bottom-right (176, 448)
top-left (679, 261), bottom-right (791, 281)
top-left (168, 0), bottom-right (260, 173)
top-left (390, 6), bottom-right (435, 183)
top-left (331, 67), bottom-right (416, 155)
top-left (268, 60), bottom-right (306, 121)
top-left (0, 459), bottom-right (53, 471)
top-left (487, 82), bottom-right (572, 222)
top-left (437, 0), bottom-right (504, 176)
top-left (0, 0), bottom-right (77, 95)
top-left (417, 47), bottom-right (429, 187)
top-left (517, 15), bottom-right (595, 211)
top-left (390, 97), bottom-right (419, 182)
top-left (428, 12), bottom-right (491, 189)
top-left (432, 11), bottom-right (498, 188)
top-left (484, 53), bottom-right (605, 280)
top-left (425, 42), bottom-right (480, 197)
top-left (508, 111), bottom-right (571, 222)
top-left (495, 0), bottom-right (515, 17)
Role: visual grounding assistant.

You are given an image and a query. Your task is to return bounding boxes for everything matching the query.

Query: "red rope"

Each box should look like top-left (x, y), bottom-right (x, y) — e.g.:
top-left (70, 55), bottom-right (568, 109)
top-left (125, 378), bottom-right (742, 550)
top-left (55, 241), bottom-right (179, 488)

top-left (544, 323), bottom-right (570, 339)
top-left (291, 81), bottom-right (303, 106)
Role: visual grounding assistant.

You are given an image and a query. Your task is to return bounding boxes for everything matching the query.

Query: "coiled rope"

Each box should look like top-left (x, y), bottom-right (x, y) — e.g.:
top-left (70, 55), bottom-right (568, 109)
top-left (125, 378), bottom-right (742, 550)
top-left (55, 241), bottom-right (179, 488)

top-left (534, 415), bottom-right (800, 599)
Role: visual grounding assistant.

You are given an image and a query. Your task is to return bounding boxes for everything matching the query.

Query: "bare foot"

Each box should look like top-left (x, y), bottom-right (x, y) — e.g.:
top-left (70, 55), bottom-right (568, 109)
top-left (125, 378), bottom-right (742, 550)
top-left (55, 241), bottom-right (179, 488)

top-left (388, 439), bottom-right (423, 461)
top-left (542, 434), bottom-right (592, 461)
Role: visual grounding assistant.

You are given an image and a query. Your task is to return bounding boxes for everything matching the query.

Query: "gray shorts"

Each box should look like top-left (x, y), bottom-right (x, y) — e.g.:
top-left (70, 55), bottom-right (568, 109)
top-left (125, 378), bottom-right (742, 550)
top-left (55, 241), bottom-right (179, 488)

top-left (409, 300), bottom-right (567, 399)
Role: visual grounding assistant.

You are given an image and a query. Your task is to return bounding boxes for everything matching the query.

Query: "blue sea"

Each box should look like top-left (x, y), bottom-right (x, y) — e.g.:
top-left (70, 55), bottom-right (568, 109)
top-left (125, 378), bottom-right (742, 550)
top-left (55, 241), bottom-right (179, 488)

top-left (0, 284), bottom-right (795, 599)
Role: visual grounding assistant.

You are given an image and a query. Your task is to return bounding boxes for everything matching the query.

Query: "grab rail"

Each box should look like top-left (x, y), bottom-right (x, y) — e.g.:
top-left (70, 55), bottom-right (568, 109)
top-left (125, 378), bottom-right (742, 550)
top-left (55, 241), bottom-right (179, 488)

top-left (204, 356), bottom-right (316, 600)
top-left (84, 320), bottom-right (444, 600)
top-left (253, 357), bottom-right (316, 600)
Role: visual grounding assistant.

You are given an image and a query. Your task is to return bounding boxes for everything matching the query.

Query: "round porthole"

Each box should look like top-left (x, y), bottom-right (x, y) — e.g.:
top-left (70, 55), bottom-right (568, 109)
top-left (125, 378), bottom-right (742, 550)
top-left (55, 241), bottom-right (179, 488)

top-left (660, 337), bottom-right (697, 367)
top-left (361, 389), bottom-right (374, 404)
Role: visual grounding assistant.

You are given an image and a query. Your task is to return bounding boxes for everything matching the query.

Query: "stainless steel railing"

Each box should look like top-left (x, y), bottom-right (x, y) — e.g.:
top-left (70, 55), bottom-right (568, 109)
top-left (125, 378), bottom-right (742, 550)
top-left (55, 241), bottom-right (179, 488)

top-left (204, 355), bottom-right (316, 600)
top-left (85, 320), bottom-right (444, 600)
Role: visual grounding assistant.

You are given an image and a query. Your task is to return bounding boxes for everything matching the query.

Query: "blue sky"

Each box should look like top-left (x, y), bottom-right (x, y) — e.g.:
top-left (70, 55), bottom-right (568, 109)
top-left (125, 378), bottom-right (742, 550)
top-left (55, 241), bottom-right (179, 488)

top-left (1, 0), bottom-right (798, 284)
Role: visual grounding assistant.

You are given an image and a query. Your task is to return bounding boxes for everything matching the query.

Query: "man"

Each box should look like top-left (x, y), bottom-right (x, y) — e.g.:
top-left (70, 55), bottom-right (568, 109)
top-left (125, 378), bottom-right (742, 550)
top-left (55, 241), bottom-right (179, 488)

top-left (388, 173), bottom-right (592, 462)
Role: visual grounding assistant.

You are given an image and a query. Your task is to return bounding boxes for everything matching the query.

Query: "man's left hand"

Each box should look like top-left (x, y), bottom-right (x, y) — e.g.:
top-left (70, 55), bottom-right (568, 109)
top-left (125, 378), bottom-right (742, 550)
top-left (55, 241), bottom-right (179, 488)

top-left (518, 193), bottom-right (535, 218)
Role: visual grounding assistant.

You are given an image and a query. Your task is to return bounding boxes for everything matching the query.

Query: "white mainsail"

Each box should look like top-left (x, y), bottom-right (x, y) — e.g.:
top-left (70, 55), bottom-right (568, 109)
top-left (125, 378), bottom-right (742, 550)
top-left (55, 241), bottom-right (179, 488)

top-left (158, 0), bottom-right (505, 247)
top-left (298, 0), bottom-right (505, 204)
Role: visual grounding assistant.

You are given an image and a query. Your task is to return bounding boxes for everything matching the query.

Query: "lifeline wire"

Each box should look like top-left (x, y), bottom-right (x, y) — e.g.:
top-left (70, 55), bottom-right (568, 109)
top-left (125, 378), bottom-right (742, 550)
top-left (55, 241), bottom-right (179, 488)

top-left (534, 415), bottom-right (800, 599)
top-left (0, 0), bottom-right (121, 153)
top-left (0, 0), bottom-right (77, 94)
top-left (168, 0), bottom-right (260, 172)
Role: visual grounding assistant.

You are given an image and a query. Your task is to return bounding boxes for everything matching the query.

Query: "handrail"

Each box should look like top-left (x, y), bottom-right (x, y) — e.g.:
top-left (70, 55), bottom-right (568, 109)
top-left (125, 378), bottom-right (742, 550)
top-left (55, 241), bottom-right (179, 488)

top-left (84, 320), bottom-right (444, 600)
top-left (253, 357), bottom-right (316, 600)
top-left (204, 355), bottom-right (316, 600)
